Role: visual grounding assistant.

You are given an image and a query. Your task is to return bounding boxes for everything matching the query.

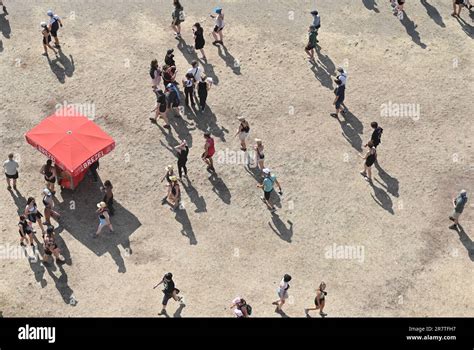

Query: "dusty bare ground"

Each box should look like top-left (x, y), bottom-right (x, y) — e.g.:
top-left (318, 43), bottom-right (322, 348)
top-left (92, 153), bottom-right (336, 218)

top-left (0, 0), bottom-right (473, 317)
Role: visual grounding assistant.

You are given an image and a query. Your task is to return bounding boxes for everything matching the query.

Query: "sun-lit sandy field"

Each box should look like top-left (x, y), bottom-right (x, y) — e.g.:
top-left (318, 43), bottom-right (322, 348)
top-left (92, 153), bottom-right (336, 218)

top-left (0, 0), bottom-right (473, 317)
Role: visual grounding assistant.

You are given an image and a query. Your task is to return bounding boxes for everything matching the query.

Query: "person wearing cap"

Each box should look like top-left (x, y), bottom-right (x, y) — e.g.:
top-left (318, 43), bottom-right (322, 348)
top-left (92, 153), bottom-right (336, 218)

top-left (171, 0), bottom-right (184, 39)
top-left (153, 272), bottom-right (184, 315)
top-left (210, 7), bottom-right (225, 45)
top-left (330, 78), bottom-right (345, 118)
top-left (202, 132), bottom-right (216, 172)
top-left (42, 188), bottom-right (60, 225)
top-left (166, 176), bottom-right (181, 211)
top-left (41, 21), bottom-right (57, 56)
top-left (253, 139), bottom-right (265, 170)
top-left (257, 168), bottom-right (282, 212)
top-left (3, 153), bottom-right (19, 190)
top-left (42, 225), bottom-right (65, 264)
top-left (230, 297), bottom-right (251, 318)
top-left (47, 10), bottom-right (63, 48)
top-left (235, 117), bottom-right (250, 151)
top-left (305, 25), bottom-right (318, 62)
top-left (272, 274), bottom-right (292, 312)
top-left (150, 87), bottom-right (169, 128)
top-left (197, 74), bottom-right (212, 112)
top-left (93, 201), bottom-right (113, 238)
top-left (174, 140), bottom-right (189, 179)
top-left (449, 190), bottom-right (468, 229)
top-left (164, 49), bottom-right (176, 66)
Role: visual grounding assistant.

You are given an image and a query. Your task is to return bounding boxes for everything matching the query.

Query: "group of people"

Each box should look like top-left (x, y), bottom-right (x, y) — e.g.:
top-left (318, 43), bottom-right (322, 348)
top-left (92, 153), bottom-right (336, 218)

top-left (40, 9), bottom-right (63, 56)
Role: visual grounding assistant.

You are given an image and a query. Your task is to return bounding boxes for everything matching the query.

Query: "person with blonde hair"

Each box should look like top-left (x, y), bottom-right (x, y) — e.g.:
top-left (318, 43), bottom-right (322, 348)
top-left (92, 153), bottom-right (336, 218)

top-left (253, 139), bottom-right (265, 170)
top-left (305, 282), bottom-right (328, 317)
top-left (93, 201), bottom-right (113, 238)
top-left (235, 117), bottom-right (250, 151)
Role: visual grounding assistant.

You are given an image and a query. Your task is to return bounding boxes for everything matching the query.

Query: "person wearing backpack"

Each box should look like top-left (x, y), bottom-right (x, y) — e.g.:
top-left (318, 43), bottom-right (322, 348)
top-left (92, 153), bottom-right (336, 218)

top-left (230, 297), bottom-right (251, 318)
top-left (171, 0), bottom-right (184, 39)
top-left (367, 122), bottom-right (383, 148)
top-left (165, 83), bottom-right (181, 118)
top-left (154, 272), bottom-right (184, 315)
top-left (47, 10), bottom-right (63, 49)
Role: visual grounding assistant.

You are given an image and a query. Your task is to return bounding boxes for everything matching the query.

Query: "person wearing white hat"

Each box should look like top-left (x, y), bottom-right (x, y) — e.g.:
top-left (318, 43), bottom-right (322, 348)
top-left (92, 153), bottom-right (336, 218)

top-left (449, 190), bottom-right (468, 229)
top-left (42, 188), bottom-right (60, 225)
top-left (47, 10), bottom-right (63, 48)
top-left (174, 140), bottom-right (189, 179)
top-left (235, 117), bottom-right (250, 151)
top-left (253, 139), bottom-right (265, 170)
top-left (40, 21), bottom-right (57, 56)
top-left (93, 201), bottom-right (113, 238)
top-left (257, 168), bottom-right (282, 212)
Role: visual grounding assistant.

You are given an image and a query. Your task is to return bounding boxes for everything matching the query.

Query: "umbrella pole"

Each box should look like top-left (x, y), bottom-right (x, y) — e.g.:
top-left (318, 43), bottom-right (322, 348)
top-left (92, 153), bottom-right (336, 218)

top-left (69, 173), bottom-right (75, 191)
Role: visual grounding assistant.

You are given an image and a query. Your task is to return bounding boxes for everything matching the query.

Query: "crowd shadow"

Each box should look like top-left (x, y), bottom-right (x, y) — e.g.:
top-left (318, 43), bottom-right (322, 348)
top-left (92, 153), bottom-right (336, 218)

top-left (175, 209), bottom-right (197, 245)
top-left (337, 110), bottom-right (364, 152)
top-left (202, 61), bottom-right (220, 86)
top-left (362, 0), bottom-right (379, 13)
top-left (369, 181), bottom-right (394, 214)
top-left (58, 178), bottom-right (140, 273)
top-left (47, 49), bottom-right (75, 83)
top-left (455, 16), bottom-right (474, 39)
top-left (400, 13), bottom-right (427, 48)
top-left (453, 224), bottom-right (474, 262)
top-left (182, 180), bottom-right (207, 213)
top-left (191, 105), bottom-right (228, 142)
top-left (268, 213), bottom-right (293, 243)
top-left (0, 13), bottom-right (11, 39)
top-left (8, 188), bottom-right (27, 215)
top-left (208, 174), bottom-right (231, 204)
top-left (216, 44), bottom-right (241, 75)
top-left (176, 37), bottom-right (196, 66)
top-left (168, 112), bottom-right (194, 145)
top-left (374, 162), bottom-right (399, 197)
top-left (420, 0), bottom-right (445, 28)
top-left (27, 253), bottom-right (47, 288)
top-left (309, 47), bottom-right (336, 90)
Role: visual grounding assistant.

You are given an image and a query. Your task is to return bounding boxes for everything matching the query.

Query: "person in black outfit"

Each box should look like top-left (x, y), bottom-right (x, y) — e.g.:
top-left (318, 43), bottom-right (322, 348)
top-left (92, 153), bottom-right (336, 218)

top-left (197, 74), bottom-right (211, 112)
top-left (153, 272), bottom-right (184, 315)
top-left (367, 122), bottom-right (383, 148)
top-left (193, 22), bottom-right (206, 59)
top-left (175, 140), bottom-right (189, 179)
top-left (164, 49), bottom-right (175, 66)
top-left (182, 72), bottom-right (195, 108)
top-left (89, 160), bottom-right (99, 182)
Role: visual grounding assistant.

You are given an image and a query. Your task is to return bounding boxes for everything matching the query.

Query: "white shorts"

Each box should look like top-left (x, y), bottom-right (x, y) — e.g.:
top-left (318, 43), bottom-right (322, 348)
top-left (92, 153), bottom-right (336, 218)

top-left (277, 288), bottom-right (289, 300)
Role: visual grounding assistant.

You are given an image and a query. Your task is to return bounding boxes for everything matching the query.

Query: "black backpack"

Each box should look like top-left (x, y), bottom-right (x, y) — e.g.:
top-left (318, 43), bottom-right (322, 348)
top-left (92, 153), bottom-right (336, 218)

top-left (245, 304), bottom-right (252, 316)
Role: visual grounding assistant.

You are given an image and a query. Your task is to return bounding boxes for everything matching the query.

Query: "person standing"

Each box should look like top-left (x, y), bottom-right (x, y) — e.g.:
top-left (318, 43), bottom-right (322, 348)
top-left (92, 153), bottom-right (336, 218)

top-left (171, 0), bottom-right (184, 39)
top-left (47, 10), bottom-right (63, 48)
top-left (210, 7), bottom-right (225, 45)
top-left (93, 201), bottom-right (114, 238)
top-left (257, 168), bottom-right (282, 212)
top-left (89, 160), bottom-right (99, 183)
top-left (305, 26), bottom-right (318, 62)
top-left (24, 197), bottom-right (46, 236)
top-left (187, 60), bottom-right (203, 84)
top-left (366, 122), bottom-right (383, 149)
top-left (193, 22), bottom-right (206, 60)
top-left (101, 180), bottom-right (115, 216)
top-left (150, 59), bottom-right (162, 89)
top-left (161, 165), bottom-right (175, 185)
top-left (182, 72), bottom-right (196, 108)
top-left (42, 225), bottom-right (65, 265)
top-left (336, 66), bottom-right (347, 86)
top-left (41, 22), bottom-right (57, 57)
top-left (166, 83), bottom-right (181, 118)
top-left (40, 159), bottom-right (57, 194)
top-left (164, 49), bottom-right (176, 66)
top-left (166, 176), bottom-right (181, 211)
top-left (330, 79), bottom-right (345, 118)
top-left (42, 188), bottom-right (60, 225)
top-left (230, 297), bottom-right (251, 318)
top-left (150, 88), bottom-right (170, 128)
top-left (253, 139), bottom-right (265, 170)
top-left (197, 74), bottom-right (212, 112)
top-left (175, 140), bottom-right (189, 179)
top-left (4, 153), bottom-right (19, 190)
top-left (305, 282), bottom-right (328, 317)
top-left (235, 117), bottom-right (250, 151)
top-left (153, 272), bottom-right (184, 315)
top-left (359, 140), bottom-right (377, 182)
top-left (449, 190), bottom-right (468, 229)
top-left (202, 132), bottom-right (216, 172)
top-left (162, 64), bottom-right (177, 88)
top-left (18, 215), bottom-right (34, 249)
top-left (272, 274), bottom-right (292, 312)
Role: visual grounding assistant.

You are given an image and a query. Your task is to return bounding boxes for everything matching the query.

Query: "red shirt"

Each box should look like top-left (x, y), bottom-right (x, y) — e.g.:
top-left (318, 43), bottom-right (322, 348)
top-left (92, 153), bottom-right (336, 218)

top-left (206, 138), bottom-right (215, 157)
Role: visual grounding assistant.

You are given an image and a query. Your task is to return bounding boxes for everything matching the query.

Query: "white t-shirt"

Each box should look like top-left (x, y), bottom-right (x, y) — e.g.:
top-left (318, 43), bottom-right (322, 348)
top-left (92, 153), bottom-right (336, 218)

top-left (187, 67), bottom-right (203, 82)
top-left (338, 71), bottom-right (347, 86)
top-left (279, 280), bottom-right (289, 291)
top-left (3, 159), bottom-right (19, 175)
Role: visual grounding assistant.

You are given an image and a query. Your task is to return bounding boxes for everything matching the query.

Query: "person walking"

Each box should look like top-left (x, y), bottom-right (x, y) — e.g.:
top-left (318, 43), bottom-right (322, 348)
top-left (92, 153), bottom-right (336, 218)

top-left (3, 153), bottom-right (19, 190)
top-left (25, 197), bottom-right (46, 236)
top-left (272, 274), bottom-right (292, 312)
top-left (330, 78), bottom-right (345, 118)
top-left (197, 74), bottom-right (212, 112)
top-left (305, 25), bottom-right (318, 61)
top-left (253, 139), bottom-right (265, 170)
top-left (449, 190), bottom-right (468, 229)
top-left (202, 132), bottom-right (216, 172)
top-left (18, 215), bottom-right (34, 249)
top-left (154, 272), bottom-right (184, 315)
top-left (257, 168), bottom-right (282, 212)
top-left (230, 297), bottom-right (252, 318)
top-left (166, 83), bottom-right (181, 118)
top-left (175, 140), bottom-right (189, 179)
top-left (164, 49), bottom-right (176, 66)
top-left (41, 22), bottom-right (57, 57)
top-left (359, 140), bottom-right (377, 182)
top-left (193, 22), bottom-right (206, 60)
top-left (93, 201), bottom-right (114, 238)
top-left (42, 188), bottom-right (60, 225)
top-left (182, 72), bottom-right (196, 108)
top-left (47, 10), bottom-right (63, 48)
top-left (171, 0), bottom-right (184, 39)
top-left (366, 122), bottom-right (383, 149)
top-left (150, 59), bottom-right (162, 89)
top-left (42, 225), bottom-right (65, 265)
top-left (311, 10), bottom-right (321, 36)
top-left (150, 88), bottom-right (169, 128)
top-left (305, 282), bottom-right (328, 318)
top-left (40, 159), bottom-right (57, 194)
top-left (101, 180), bottom-right (115, 216)
top-left (336, 66), bottom-right (347, 86)
top-left (235, 117), bottom-right (250, 151)
top-left (210, 7), bottom-right (225, 45)
top-left (166, 176), bottom-right (181, 211)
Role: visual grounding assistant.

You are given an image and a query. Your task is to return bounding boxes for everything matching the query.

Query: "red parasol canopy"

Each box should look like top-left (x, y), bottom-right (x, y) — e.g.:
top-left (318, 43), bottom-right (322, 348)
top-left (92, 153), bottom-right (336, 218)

top-left (25, 110), bottom-right (115, 176)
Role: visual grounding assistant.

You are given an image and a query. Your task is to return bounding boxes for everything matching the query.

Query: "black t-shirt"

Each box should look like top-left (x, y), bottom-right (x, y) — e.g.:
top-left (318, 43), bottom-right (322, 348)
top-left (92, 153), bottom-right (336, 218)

top-left (371, 127), bottom-right (383, 146)
top-left (165, 55), bottom-right (175, 67)
top-left (163, 278), bottom-right (175, 294)
top-left (178, 146), bottom-right (189, 163)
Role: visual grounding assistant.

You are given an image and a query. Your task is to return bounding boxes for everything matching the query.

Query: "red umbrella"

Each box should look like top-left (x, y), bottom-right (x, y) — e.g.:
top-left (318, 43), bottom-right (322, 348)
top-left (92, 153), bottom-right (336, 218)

top-left (25, 110), bottom-right (115, 176)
